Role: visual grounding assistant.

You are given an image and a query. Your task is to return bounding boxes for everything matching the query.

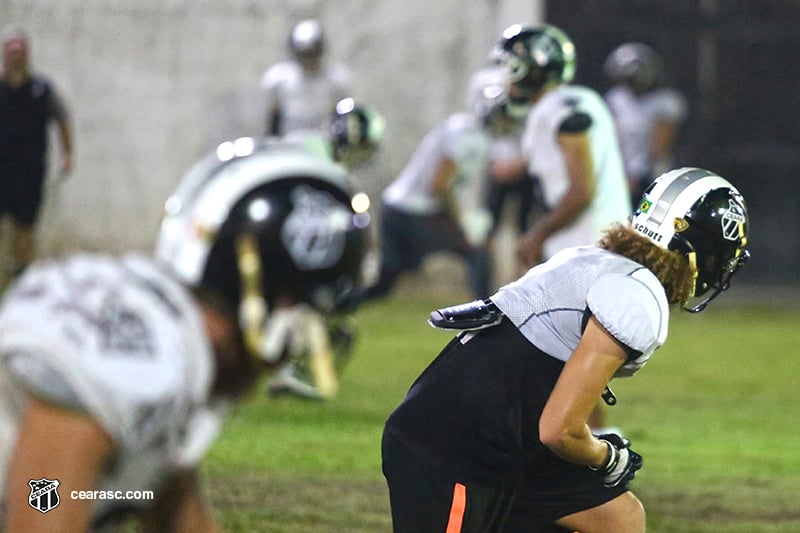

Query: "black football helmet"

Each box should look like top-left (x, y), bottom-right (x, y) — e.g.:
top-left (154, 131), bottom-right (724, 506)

top-left (155, 137), bottom-right (371, 356)
top-left (631, 167), bottom-right (750, 312)
top-left (493, 23), bottom-right (576, 103)
top-left (604, 42), bottom-right (663, 93)
top-left (329, 97), bottom-right (385, 167)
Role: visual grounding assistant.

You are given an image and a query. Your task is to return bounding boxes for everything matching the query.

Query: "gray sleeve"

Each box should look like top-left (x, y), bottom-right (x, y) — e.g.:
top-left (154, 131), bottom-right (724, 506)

top-left (4, 351), bottom-right (86, 411)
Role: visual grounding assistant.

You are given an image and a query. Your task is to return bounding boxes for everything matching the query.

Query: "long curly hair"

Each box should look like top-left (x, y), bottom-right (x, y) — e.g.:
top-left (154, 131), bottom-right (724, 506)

top-left (598, 223), bottom-right (695, 306)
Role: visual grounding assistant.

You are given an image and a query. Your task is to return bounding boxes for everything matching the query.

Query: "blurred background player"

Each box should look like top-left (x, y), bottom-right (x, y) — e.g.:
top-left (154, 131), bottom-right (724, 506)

top-left (495, 23), bottom-right (631, 270)
top-left (261, 102), bottom-right (384, 399)
top-left (494, 23), bottom-right (631, 433)
top-left (261, 19), bottom-right (352, 138)
top-left (604, 42), bottom-right (689, 208)
top-left (0, 145), bottom-right (368, 530)
top-left (467, 62), bottom-right (542, 287)
top-left (284, 96), bottom-right (385, 170)
top-left (0, 26), bottom-right (73, 283)
top-left (347, 82), bottom-right (522, 307)
top-left (382, 167), bottom-right (750, 533)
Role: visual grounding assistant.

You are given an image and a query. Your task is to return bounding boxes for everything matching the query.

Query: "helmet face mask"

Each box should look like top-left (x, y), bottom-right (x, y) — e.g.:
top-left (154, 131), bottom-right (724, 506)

top-left (472, 82), bottom-right (519, 135)
top-left (494, 24), bottom-right (576, 103)
top-left (632, 167), bottom-right (750, 312)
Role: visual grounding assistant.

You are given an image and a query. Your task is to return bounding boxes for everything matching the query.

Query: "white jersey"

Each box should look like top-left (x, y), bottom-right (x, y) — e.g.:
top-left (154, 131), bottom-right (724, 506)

top-left (521, 85), bottom-right (631, 258)
top-left (490, 246), bottom-right (669, 377)
top-left (260, 60), bottom-right (352, 135)
top-left (605, 85), bottom-right (688, 182)
top-left (0, 254), bottom-right (222, 515)
top-left (382, 112), bottom-right (490, 215)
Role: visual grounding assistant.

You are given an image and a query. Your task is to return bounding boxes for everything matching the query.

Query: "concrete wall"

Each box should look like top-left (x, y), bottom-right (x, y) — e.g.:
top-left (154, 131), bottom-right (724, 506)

top-left (3, 0), bottom-right (540, 257)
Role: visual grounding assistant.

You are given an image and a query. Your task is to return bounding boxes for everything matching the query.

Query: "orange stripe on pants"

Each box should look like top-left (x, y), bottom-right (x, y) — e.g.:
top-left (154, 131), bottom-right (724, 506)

top-left (445, 482), bottom-right (466, 533)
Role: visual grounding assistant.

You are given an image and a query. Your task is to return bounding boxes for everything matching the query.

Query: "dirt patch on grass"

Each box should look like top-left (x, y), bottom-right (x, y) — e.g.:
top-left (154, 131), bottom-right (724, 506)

top-left (207, 472), bottom-right (392, 532)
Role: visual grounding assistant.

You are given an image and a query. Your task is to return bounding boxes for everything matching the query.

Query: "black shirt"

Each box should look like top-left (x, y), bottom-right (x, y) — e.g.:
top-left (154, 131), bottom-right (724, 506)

top-left (0, 74), bottom-right (57, 159)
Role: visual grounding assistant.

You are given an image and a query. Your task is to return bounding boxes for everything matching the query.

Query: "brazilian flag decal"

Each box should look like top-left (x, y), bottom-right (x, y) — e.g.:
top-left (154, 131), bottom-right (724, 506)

top-left (639, 199), bottom-right (652, 213)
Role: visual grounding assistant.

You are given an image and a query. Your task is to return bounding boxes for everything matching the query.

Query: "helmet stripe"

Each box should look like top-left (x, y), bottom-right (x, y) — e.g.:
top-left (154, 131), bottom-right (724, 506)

top-left (648, 168), bottom-right (711, 225)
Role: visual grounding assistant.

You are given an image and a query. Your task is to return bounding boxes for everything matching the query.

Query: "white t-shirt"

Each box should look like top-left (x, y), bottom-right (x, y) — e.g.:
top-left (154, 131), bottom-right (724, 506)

top-left (490, 246), bottom-right (669, 377)
top-left (382, 112), bottom-right (490, 215)
top-left (605, 85), bottom-right (688, 182)
top-left (0, 254), bottom-right (223, 516)
top-left (260, 60), bottom-right (352, 135)
top-left (521, 85), bottom-right (631, 258)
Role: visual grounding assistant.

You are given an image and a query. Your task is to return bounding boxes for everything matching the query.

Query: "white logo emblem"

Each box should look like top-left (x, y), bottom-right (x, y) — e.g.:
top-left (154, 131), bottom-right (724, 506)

top-left (721, 199), bottom-right (745, 241)
top-left (282, 186), bottom-right (350, 270)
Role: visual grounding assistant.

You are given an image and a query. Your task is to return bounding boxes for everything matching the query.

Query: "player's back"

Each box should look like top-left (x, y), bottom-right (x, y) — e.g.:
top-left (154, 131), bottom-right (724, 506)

top-left (0, 253), bottom-right (216, 512)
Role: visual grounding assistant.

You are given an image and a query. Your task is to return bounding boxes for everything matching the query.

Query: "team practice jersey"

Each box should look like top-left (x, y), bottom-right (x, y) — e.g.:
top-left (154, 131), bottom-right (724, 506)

top-left (521, 85), bottom-right (631, 257)
top-left (385, 246), bottom-right (669, 483)
top-left (260, 60), bottom-right (351, 135)
top-left (605, 85), bottom-right (688, 182)
top-left (491, 246), bottom-right (669, 376)
top-left (382, 112), bottom-right (489, 215)
top-left (0, 254), bottom-right (223, 516)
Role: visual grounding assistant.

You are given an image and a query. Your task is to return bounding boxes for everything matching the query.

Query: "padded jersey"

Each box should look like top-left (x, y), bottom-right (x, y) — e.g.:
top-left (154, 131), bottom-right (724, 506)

top-left (490, 246), bottom-right (669, 377)
top-left (605, 85), bottom-right (688, 182)
top-left (382, 112), bottom-right (490, 215)
top-left (260, 60), bottom-right (351, 135)
top-left (520, 85), bottom-right (631, 258)
top-left (0, 253), bottom-right (222, 514)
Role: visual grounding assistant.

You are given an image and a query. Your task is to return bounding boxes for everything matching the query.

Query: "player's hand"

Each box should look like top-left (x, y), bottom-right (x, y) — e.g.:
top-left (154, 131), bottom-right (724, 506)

top-left (516, 229), bottom-right (544, 267)
top-left (591, 433), bottom-right (643, 488)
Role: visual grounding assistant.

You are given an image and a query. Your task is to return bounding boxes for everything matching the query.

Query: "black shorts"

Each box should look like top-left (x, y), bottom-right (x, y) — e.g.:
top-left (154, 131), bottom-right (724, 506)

top-left (382, 431), bottom-right (519, 532)
top-left (0, 158), bottom-right (47, 226)
top-left (383, 318), bottom-right (630, 531)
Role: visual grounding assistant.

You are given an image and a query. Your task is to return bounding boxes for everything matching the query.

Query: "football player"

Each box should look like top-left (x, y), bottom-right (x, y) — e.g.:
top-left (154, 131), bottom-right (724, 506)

top-left (261, 19), bottom-right (352, 138)
top-left (261, 101), bottom-right (383, 399)
top-left (493, 24), bottom-right (631, 270)
top-left (0, 142), bottom-right (369, 530)
top-left (382, 167), bottom-right (750, 532)
top-left (348, 80), bottom-right (519, 307)
top-left (604, 42), bottom-right (689, 208)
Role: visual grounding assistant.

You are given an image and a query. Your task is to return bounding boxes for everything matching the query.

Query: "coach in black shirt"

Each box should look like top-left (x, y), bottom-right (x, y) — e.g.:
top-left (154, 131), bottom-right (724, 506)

top-left (0, 26), bottom-right (73, 279)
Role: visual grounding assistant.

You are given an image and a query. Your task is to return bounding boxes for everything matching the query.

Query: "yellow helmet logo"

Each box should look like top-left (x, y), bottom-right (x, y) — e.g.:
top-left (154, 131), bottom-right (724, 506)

top-left (674, 217), bottom-right (689, 232)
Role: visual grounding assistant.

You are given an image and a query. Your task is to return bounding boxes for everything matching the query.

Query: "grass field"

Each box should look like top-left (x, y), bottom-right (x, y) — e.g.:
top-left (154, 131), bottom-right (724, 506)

top-left (203, 288), bottom-right (800, 532)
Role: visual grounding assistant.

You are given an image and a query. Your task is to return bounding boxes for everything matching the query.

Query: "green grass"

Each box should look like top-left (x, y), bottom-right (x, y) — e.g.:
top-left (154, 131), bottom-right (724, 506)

top-left (203, 293), bottom-right (800, 532)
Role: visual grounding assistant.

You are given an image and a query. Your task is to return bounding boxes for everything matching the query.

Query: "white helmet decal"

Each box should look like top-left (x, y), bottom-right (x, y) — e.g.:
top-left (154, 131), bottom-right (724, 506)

top-left (721, 198), bottom-right (746, 241)
top-left (282, 186), bottom-right (350, 270)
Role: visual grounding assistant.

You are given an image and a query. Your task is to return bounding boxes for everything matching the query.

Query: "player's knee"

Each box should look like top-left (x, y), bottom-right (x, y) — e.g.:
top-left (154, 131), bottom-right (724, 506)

top-left (620, 491), bottom-right (646, 533)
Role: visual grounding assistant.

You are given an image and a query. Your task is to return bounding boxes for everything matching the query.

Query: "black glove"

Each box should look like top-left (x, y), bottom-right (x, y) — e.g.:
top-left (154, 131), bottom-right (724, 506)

top-left (590, 433), bottom-right (643, 488)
